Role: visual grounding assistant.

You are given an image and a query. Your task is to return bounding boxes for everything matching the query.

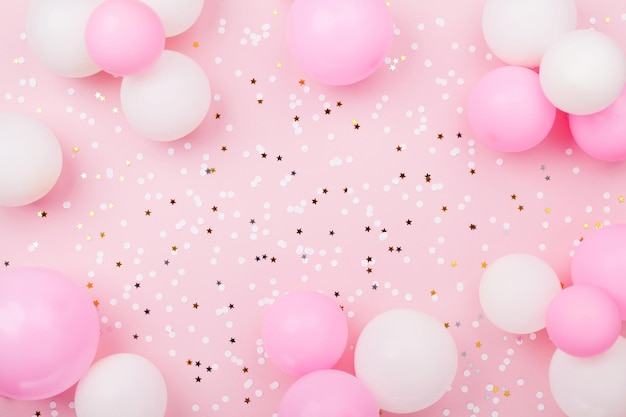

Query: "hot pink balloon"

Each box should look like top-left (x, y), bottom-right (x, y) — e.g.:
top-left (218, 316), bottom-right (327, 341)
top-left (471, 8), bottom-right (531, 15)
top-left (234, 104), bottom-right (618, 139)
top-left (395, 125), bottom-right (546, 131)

top-left (571, 224), bottom-right (626, 319)
top-left (468, 66), bottom-right (557, 152)
top-left (85, 0), bottom-right (165, 76)
top-left (261, 291), bottom-right (348, 376)
top-left (546, 285), bottom-right (621, 357)
top-left (286, 0), bottom-right (393, 86)
top-left (0, 267), bottom-right (100, 400)
top-left (569, 86), bottom-right (626, 161)
top-left (278, 369), bottom-right (379, 417)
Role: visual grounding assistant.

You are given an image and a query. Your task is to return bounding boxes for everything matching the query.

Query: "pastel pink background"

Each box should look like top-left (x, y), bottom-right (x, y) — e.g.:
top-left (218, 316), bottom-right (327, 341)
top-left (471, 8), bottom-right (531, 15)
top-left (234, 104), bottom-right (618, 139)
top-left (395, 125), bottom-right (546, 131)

top-left (1, 1), bottom-right (626, 417)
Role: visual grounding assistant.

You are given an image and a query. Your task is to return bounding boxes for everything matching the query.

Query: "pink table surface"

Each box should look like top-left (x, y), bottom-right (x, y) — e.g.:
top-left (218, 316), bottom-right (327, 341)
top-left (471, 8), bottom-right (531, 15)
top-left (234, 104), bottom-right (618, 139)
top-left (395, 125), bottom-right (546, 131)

top-left (2, 1), bottom-right (626, 417)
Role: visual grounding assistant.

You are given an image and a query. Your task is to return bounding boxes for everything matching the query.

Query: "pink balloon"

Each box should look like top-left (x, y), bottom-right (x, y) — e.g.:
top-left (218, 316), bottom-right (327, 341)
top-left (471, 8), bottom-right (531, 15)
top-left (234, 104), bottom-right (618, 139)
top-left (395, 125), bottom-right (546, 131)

top-left (278, 369), bottom-right (379, 417)
top-left (571, 224), bottom-right (626, 319)
top-left (546, 285), bottom-right (621, 357)
top-left (261, 291), bottom-right (348, 376)
top-left (286, 0), bottom-right (393, 86)
top-left (0, 267), bottom-right (100, 400)
top-left (569, 86), bottom-right (626, 161)
top-left (468, 66), bottom-right (557, 152)
top-left (85, 0), bottom-right (165, 76)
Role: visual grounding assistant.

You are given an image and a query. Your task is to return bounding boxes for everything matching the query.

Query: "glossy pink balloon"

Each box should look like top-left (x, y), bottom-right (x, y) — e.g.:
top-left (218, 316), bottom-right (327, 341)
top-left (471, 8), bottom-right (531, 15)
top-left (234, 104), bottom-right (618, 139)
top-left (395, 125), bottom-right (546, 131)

top-left (261, 291), bottom-right (348, 376)
top-left (278, 369), bottom-right (379, 417)
top-left (85, 0), bottom-right (165, 76)
top-left (569, 86), bottom-right (626, 161)
top-left (286, 0), bottom-right (393, 86)
top-left (571, 224), bottom-right (626, 319)
top-left (0, 267), bottom-right (100, 400)
top-left (468, 66), bottom-right (556, 152)
top-left (546, 285), bottom-right (621, 357)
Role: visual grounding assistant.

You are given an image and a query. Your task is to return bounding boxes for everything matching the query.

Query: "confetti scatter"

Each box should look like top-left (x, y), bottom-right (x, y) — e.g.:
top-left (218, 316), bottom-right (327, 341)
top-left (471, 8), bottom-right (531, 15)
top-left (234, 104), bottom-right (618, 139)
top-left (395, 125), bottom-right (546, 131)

top-left (1, 2), bottom-right (625, 417)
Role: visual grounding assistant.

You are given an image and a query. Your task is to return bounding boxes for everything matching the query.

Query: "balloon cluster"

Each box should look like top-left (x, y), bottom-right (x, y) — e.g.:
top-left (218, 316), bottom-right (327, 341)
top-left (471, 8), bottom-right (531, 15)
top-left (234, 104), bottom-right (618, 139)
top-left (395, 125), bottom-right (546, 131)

top-left (0, 268), bottom-right (168, 417)
top-left (26, 0), bottom-right (211, 142)
top-left (479, 224), bottom-right (626, 417)
top-left (469, 0), bottom-right (626, 160)
top-left (261, 291), bottom-right (458, 415)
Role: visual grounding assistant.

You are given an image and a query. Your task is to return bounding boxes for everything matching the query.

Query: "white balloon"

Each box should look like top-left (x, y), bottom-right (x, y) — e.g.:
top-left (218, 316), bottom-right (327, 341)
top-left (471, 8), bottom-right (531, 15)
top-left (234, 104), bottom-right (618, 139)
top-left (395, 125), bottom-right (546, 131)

top-left (26, 0), bottom-right (103, 78)
top-left (354, 309), bottom-right (458, 414)
top-left (139, 0), bottom-right (204, 37)
top-left (0, 112), bottom-right (63, 207)
top-left (540, 30), bottom-right (626, 115)
top-left (75, 353), bottom-right (167, 417)
top-left (479, 253), bottom-right (561, 334)
top-left (550, 337), bottom-right (626, 417)
top-left (120, 50), bottom-right (211, 142)
top-left (482, 0), bottom-right (577, 67)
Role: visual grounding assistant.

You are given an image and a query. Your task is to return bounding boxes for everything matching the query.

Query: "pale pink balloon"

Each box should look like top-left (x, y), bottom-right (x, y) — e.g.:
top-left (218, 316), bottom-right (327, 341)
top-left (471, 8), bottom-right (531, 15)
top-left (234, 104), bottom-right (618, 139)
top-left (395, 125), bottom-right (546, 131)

top-left (546, 285), bottom-right (621, 357)
top-left (571, 224), bottom-right (626, 319)
top-left (468, 66), bottom-right (556, 152)
top-left (569, 87), bottom-right (626, 161)
top-left (278, 369), bottom-right (379, 417)
top-left (286, 0), bottom-right (393, 86)
top-left (0, 268), bottom-right (100, 400)
top-left (261, 291), bottom-right (348, 376)
top-left (85, 0), bottom-right (165, 76)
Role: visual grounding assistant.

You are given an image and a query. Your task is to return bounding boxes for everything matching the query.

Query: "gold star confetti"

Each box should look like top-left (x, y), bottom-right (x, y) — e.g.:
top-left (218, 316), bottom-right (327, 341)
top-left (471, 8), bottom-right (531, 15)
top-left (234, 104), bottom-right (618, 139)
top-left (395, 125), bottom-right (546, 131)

top-left (93, 300), bottom-right (100, 307)
top-left (86, 282), bottom-right (93, 289)
top-left (125, 160), bottom-right (131, 167)
top-left (72, 146), bottom-right (79, 154)
top-left (299, 79), bottom-right (306, 86)
top-left (518, 205), bottom-right (524, 211)
top-left (192, 41), bottom-right (199, 48)
top-left (619, 196), bottom-right (624, 203)
top-left (95, 174), bottom-right (102, 180)
top-left (116, 261), bottom-right (122, 267)
top-left (86, 235), bottom-right (93, 241)
top-left (583, 223), bottom-right (589, 229)
top-left (221, 146), bottom-right (228, 151)
top-left (400, 54), bottom-right (407, 61)
top-left (595, 221), bottom-right (603, 228)
top-left (88, 210), bottom-right (95, 217)
top-left (605, 16), bottom-right (611, 23)
top-left (451, 260), bottom-right (457, 267)
top-left (475, 341), bottom-right (482, 348)
top-left (430, 289), bottom-right (437, 296)
top-left (504, 390), bottom-right (511, 397)
top-left (276, 61), bottom-right (282, 68)
top-left (37, 211), bottom-right (47, 218)
top-left (481, 261), bottom-right (488, 268)
top-left (444, 322), bottom-right (450, 328)
top-left (272, 9), bottom-right (279, 16)
top-left (99, 232), bottom-right (106, 238)
top-left (172, 246), bottom-right (178, 252)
